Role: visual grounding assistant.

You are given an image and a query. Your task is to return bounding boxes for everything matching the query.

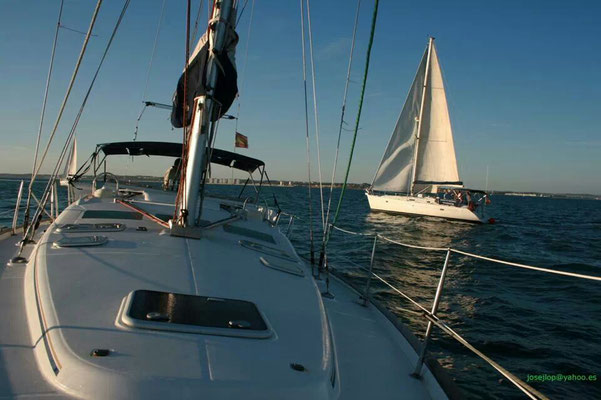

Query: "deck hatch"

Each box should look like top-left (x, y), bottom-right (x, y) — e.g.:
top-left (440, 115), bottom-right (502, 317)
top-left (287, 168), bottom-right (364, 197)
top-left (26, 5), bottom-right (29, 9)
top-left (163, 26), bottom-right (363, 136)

top-left (119, 290), bottom-right (272, 339)
top-left (82, 210), bottom-right (142, 220)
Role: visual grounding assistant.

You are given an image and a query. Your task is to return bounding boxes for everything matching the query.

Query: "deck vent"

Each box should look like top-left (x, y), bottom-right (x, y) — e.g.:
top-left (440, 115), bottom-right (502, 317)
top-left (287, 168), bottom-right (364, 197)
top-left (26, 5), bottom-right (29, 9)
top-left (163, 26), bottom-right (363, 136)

top-left (119, 290), bottom-right (273, 339)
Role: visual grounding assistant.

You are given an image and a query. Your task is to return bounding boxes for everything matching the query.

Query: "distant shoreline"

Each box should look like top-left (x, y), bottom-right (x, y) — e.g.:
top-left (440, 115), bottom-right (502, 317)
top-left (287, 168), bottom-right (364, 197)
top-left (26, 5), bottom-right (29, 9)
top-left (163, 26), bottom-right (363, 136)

top-left (0, 174), bottom-right (599, 199)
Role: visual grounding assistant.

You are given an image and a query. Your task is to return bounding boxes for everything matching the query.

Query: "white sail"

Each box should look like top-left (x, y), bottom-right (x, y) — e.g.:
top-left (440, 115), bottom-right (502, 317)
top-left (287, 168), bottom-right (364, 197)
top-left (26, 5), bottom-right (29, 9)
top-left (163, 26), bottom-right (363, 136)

top-left (413, 42), bottom-right (460, 192)
top-left (61, 137), bottom-right (77, 183)
top-left (371, 39), bottom-right (460, 194)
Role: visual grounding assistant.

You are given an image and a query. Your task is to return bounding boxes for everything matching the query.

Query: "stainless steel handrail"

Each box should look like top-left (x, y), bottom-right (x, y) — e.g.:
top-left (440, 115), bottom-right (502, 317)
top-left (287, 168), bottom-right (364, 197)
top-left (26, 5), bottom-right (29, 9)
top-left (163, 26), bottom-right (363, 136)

top-left (326, 223), bottom-right (601, 400)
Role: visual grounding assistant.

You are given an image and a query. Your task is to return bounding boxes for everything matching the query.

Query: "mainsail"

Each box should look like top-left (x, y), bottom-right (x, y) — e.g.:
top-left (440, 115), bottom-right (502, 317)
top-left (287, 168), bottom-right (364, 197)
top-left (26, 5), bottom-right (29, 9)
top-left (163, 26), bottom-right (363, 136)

top-left (171, 26), bottom-right (239, 128)
top-left (371, 39), bottom-right (460, 194)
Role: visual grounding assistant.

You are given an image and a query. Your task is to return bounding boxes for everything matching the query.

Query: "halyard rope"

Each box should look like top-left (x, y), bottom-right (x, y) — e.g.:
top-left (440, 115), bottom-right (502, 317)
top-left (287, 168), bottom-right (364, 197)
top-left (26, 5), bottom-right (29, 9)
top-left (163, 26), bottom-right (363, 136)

top-left (25, 0), bottom-right (64, 229)
top-left (29, 0), bottom-right (103, 188)
top-left (305, 0), bottom-right (326, 235)
top-left (324, 0), bottom-right (361, 232)
top-left (134, 0), bottom-right (168, 141)
top-left (325, 0), bottom-right (379, 249)
top-left (22, 0), bottom-right (131, 244)
top-left (299, 0), bottom-right (316, 270)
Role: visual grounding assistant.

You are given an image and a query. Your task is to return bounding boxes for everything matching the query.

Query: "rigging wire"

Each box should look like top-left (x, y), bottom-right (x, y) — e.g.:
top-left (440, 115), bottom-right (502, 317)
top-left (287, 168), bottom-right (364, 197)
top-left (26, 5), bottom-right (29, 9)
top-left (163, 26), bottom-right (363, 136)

top-left (305, 0), bottom-right (326, 235)
top-left (326, 0), bottom-right (379, 249)
top-left (174, 0), bottom-right (194, 223)
top-left (28, 0), bottom-right (103, 191)
top-left (236, 0), bottom-right (249, 27)
top-left (323, 0), bottom-right (361, 236)
top-left (134, 0), bottom-right (168, 141)
top-left (190, 0), bottom-right (205, 49)
top-left (233, 0), bottom-right (255, 137)
top-left (24, 0), bottom-right (64, 230)
top-left (59, 23), bottom-right (99, 37)
top-left (299, 0), bottom-right (315, 272)
top-left (22, 0), bottom-right (132, 244)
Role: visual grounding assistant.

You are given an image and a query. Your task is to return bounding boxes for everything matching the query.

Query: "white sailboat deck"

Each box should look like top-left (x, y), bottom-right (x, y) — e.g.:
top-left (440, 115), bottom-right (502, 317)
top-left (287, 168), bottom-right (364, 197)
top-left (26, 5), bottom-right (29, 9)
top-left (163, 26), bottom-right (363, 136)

top-left (0, 187), bottom-right (448, 399)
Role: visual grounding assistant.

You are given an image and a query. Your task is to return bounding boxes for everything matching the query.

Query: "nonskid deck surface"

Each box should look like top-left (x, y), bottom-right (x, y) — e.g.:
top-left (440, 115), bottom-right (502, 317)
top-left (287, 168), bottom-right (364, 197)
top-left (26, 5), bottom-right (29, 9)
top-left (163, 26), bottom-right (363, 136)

top-left (0, 188), bottom-right (447, 399)
top-left (0, 231), bottom-right (67, 399)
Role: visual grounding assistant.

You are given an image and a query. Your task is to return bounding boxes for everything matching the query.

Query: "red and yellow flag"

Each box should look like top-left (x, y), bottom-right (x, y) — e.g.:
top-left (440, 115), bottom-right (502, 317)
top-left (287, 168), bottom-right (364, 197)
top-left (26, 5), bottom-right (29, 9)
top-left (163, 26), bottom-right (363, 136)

top-left (235, 132), bottom-right (248, 148)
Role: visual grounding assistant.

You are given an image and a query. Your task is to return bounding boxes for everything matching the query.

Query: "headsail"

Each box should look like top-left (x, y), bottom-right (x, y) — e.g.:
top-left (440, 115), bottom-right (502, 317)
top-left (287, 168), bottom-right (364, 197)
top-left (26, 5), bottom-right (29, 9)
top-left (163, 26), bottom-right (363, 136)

top-left (371, 39), bottom-right (461, 194)
top-left (60, 137), bottom-right (77, 185)
top-left (413, 42), bottom-right (460, 192)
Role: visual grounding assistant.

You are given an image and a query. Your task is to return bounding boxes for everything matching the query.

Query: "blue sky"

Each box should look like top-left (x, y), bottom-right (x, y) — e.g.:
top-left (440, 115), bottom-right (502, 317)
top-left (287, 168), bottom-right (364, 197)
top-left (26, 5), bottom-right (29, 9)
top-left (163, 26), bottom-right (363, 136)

top-left (0, 0), bottom-right (600, 194)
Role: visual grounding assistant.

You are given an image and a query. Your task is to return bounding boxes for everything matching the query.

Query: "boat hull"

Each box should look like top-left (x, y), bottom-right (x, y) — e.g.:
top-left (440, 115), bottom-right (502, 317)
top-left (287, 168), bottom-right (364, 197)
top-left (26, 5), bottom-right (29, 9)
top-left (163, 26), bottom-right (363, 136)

top-left (366, 193), bottom-right (486, 223)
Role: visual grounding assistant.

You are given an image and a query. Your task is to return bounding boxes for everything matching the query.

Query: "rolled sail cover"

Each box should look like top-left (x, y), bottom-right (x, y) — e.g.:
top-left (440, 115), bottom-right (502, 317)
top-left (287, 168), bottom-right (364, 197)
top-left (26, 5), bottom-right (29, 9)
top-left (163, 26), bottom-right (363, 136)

top-left (171, 26), bottom-right (239, 127)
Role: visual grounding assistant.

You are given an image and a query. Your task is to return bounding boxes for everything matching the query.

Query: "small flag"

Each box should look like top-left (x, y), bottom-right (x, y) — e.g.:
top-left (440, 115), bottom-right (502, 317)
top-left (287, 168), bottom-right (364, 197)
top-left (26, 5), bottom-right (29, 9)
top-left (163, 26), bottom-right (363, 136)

top-left (235, 132), bottom-right (248, 149)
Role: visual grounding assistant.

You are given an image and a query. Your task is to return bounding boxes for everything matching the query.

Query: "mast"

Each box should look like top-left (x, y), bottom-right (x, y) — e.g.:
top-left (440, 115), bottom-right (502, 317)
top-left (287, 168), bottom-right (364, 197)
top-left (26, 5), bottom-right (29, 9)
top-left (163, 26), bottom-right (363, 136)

top-left (179, 0), bottom-right (235, 226)
top-left (410, 37), bottom-right (434, 195)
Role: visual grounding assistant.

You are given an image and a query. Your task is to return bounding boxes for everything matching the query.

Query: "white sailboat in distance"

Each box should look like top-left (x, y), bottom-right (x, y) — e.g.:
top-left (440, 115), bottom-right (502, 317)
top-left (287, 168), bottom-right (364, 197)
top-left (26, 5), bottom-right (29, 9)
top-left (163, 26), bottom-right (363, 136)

top-left (366, 37), bottom-right (493, 223)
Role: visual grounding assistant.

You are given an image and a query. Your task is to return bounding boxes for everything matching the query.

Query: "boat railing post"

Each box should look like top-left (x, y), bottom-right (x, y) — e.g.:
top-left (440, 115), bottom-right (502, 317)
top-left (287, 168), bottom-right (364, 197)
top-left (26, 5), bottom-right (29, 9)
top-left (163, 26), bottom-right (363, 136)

top-left (11, 180), bottom-right (25, 235)
top-left (286, 214), bottom-right (294, 237)
top-left (50, 183), bottom-right (56, 220)
top-left (412, 248), bottom-right (451, 378)
top-left (362, 235), bottom-right (378, 306)
top-left (54, 180), bottom-right (59, 219)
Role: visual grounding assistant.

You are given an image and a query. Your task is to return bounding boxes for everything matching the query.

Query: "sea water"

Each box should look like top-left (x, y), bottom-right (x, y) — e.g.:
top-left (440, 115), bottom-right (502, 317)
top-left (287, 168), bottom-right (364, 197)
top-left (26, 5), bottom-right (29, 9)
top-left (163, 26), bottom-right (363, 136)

top-left (1, 178), bottom-right (600, 399)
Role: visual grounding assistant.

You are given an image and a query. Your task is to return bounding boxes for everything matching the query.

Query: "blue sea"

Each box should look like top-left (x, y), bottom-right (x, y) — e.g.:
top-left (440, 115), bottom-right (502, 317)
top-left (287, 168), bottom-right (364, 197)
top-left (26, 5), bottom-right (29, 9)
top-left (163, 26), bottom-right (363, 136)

top-left (1, 178), bottom-right (600, 399)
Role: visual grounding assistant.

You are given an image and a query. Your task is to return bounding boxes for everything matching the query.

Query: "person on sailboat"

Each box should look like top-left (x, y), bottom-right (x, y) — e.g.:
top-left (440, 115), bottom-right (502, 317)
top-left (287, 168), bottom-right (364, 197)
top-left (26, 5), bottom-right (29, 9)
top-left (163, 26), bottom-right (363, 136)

top-left (454, 190), bottom-right (463, 207)
top-left (163, 158), bottom-right (181, 191)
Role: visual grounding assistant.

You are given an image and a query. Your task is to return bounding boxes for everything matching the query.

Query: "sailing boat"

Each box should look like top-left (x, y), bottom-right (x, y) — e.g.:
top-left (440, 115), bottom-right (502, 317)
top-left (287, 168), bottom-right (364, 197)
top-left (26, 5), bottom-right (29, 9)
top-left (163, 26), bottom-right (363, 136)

top-left (0, 2), bottom-right (456, 399)
top-left (366, 38), bottom-right (491, 223)
top-left (59, 137), bottom-right (78, 203)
